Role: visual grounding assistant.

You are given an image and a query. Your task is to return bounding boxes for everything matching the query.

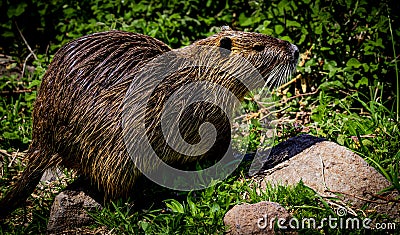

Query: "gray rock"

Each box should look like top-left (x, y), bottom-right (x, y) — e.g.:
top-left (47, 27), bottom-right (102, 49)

top-left (40, 168), bottom-right (64, 182)
top-left (224, 201), bottom-right (294, 234)
top-left (47, 189), bottom-right (102, 234)
top-left (255, 141), bottom-right (399, 219)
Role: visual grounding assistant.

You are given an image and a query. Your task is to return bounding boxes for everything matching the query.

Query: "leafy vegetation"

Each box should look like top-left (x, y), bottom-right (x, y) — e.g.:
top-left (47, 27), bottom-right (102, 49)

top-left (88, 180), bottom-right (341, 234)
top-left (0, 0), bottom-right (399, 234)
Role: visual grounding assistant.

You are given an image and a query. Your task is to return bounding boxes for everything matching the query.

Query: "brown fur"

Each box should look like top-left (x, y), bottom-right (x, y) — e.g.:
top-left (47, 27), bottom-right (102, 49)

top-left (0, 27), bottom-right (298, 217)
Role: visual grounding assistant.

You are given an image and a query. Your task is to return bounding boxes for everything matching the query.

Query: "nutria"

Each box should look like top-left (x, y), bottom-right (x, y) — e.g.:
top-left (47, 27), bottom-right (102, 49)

top-left (0, 27), bottom-right (299, 217)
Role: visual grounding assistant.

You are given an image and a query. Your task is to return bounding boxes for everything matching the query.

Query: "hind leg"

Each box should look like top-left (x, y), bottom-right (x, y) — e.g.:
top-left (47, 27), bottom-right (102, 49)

top-left (0, 145), bottom-right (59, 218)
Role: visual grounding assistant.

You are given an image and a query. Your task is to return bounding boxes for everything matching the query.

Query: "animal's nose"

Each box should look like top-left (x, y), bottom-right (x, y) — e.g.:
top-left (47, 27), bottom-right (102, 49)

top-left (292, 44), bottom-right (299, 61)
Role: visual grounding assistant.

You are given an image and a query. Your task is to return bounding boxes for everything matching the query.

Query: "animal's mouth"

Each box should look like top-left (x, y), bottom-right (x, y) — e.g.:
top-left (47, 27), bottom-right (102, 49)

top-left (259, 43), bottom-right (299, 88)
top-left (252, 62), bottom-right (296, 88)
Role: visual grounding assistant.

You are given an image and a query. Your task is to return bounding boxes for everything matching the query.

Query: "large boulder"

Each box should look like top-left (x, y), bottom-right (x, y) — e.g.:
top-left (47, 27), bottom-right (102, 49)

top-left (255, 139), bottom-right (399, 219)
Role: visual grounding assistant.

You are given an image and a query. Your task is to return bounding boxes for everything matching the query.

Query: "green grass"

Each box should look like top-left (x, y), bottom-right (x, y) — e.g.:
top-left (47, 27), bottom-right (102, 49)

top-left (86, 178), bottom-right (397, 234)
top-left (0, 57), bottom-right (46, 151)
top-left (388, 14), bottom-right (400, 122)
top-left (87, 180), bottom-right (328, 234)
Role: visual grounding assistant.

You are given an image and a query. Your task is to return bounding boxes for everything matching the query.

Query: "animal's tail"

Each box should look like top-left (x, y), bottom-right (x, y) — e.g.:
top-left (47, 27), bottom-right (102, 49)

top-left (0, 147), bottom-right (55, 219)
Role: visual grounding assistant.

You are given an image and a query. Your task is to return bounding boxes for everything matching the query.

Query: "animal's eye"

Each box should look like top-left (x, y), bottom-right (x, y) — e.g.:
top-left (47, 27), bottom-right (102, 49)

top-left (219, 37), bottom-right (232, 51)
top-left (252, 43), bottom-right (265, 52)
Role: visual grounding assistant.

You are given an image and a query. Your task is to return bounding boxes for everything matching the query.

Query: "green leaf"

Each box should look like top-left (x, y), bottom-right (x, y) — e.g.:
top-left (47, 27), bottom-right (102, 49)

top-left (361, 139), bottom-right (373, 147)
top-left (355, 77), bottom-right (368, 88)
top-left (7, 3), bottom-right (28, 17)
top-left (314, 24), bottom-right (323, 34)
top-left (275, 25), bottom-right (284, 35)
top-left (139, 221), bottom-right (150, 232)
top-left (280, 36), bottom-right (292, 42)
top-left (187, 196), bottom-right (198, 216)
top-left (3, 131), bottom-right (19, 140)
top-left (2, 31), bottom-right (14, 38)
top-left (346, 58), bottom-right (361, 68)
top-left (28, 80), bottom-right (42, 88)
top-left (299, 34), bottom-right (306, 44)
top-left (286, 20), bottom-right (301, 28)
top-left (165, 199), bottom-right (185, 214)
top-left (362, 63), bottom-right (370, 72)
top-left (210, 203), bottom-right (220, 213)
top-left (238, 13), bottom-right (253, 27)
top-left (320, 47), bottom-right (331, 51)
top-left (318, 80), bottom-right (345, 90)
top-left (337, 134), bottom-right (345, 145)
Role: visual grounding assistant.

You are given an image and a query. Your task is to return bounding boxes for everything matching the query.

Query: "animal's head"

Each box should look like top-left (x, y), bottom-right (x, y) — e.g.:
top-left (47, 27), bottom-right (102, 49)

top-left (194, 26), bottom-right (299, 87)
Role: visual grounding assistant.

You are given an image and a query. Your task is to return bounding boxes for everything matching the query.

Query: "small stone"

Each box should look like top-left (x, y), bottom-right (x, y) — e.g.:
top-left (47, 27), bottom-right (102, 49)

top-left (224, 201), bottom-right (294, 234)
top-left (40, 168), bottom-right (64, 182)
top-left (47, 189), bottom-right (102, 234)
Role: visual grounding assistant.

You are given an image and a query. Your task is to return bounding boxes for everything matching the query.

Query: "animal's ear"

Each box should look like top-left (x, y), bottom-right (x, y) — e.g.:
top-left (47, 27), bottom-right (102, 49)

top-left (252, 42), bottom-right (265, 52)
top-left (219, 37), bottom-right (232, 51)
top-left (219, 37), bottom-right (232, 57)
